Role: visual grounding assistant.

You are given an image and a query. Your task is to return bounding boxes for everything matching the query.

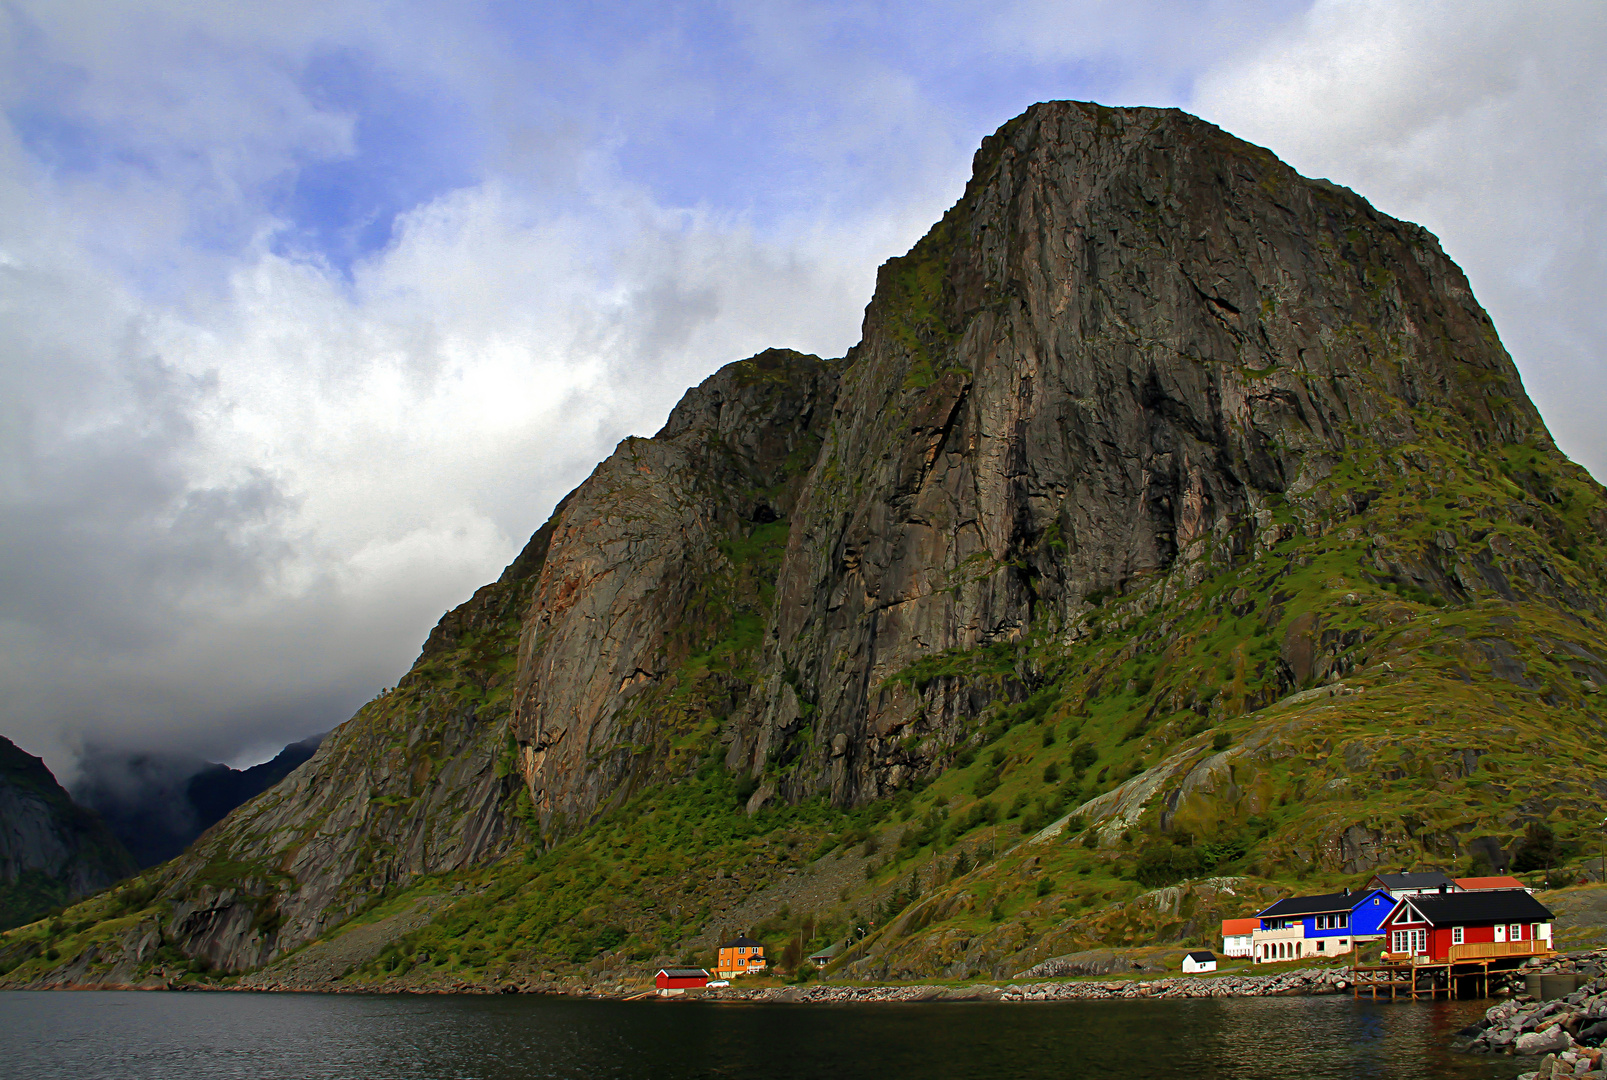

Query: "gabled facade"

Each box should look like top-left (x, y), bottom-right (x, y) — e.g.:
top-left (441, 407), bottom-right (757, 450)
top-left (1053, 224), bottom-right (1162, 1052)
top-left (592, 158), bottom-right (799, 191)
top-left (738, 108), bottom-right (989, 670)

top-left (1379, 889), bottom-right (1555, 963)
top-left (1182, 951), bottom-right (1218, 974)
top-left (1251, 889), bottom-right (1393, 963)
top-left (717, 936), bottom-right (767, 978)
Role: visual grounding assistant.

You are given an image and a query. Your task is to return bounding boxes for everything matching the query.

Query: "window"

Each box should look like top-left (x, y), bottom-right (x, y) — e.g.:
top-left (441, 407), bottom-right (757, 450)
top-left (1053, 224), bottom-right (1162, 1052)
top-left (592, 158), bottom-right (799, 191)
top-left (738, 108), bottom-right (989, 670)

top-left (1317, 940), bottom-right (1326, 952)
top-left (1510, 924), bottom-right (1522, 941)
top-left (1394, 929), bottom-right (1426, 954)
top-left (1452, 927), bottom-right (1464, 945)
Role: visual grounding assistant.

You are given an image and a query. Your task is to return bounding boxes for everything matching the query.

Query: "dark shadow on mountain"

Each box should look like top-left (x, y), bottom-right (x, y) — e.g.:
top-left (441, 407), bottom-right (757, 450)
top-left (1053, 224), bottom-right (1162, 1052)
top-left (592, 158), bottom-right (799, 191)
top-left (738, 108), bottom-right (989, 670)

top-left (73, 734), bottom-right (324, 868)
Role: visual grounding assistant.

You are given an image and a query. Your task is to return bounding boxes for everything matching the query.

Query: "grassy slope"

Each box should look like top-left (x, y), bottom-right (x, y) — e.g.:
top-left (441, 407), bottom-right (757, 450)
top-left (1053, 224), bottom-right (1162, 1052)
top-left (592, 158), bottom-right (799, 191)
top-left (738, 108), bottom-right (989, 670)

top-left (340, 402), bottom-right (1607, 985)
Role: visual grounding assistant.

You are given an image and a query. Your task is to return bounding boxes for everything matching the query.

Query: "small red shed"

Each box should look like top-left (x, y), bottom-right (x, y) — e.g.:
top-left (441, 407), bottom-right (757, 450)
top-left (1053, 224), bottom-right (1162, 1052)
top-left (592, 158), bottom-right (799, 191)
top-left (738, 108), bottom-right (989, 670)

top-left (655, 967), bottom-right (710, 993)
top-left (1379, 888), bottom-right (1554, 963)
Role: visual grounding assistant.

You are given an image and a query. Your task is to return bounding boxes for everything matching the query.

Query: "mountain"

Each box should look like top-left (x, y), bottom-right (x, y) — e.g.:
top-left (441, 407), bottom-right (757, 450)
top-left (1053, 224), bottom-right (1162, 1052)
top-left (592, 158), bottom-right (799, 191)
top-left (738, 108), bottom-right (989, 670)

top-left (7, 100), bottom-right (1607, 989)
top-left (0, 736), bottom-right (136, 930)
top-left (73, 735), bottom-right (326, 868)
top-left (186, 736), bottom-right (326, 840)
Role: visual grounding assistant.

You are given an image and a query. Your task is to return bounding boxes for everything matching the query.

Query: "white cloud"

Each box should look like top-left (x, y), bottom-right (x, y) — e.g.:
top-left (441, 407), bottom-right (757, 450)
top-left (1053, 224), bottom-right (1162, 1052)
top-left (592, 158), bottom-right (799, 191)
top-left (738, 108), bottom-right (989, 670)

top-left (0, 57), bottom-right (911, 779)
top-left (6, 0), bottom-right (1601, 786)
top-left (1194, 0), bottom-right (1607, 478)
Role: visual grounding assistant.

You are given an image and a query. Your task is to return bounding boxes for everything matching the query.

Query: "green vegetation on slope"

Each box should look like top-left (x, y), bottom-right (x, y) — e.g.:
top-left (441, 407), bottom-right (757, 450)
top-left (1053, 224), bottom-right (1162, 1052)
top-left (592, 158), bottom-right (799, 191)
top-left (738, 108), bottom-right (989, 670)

top-left (8, 347), bottom-right (1607, 987)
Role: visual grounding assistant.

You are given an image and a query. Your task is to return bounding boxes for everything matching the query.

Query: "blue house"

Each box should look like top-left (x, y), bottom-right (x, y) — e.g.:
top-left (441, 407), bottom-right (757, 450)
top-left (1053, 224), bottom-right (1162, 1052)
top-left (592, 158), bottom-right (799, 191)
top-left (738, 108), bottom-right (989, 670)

top-left (1251, 888), bottom-right (1393, 964)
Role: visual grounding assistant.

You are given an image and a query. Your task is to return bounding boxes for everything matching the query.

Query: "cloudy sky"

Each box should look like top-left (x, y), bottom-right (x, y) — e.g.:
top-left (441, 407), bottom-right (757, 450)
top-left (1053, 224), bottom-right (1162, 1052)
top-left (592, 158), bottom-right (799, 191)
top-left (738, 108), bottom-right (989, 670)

top-left (2, 0), bottom-right (1603, 780)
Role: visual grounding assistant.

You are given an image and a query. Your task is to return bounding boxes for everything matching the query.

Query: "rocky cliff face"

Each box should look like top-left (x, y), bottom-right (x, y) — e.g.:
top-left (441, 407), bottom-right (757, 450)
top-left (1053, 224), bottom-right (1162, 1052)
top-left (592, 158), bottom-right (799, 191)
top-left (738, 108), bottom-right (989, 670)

top-left (508, 349), bottom-right (839, 833)
top-left (732, 101), bottom-right (1548, 808)
top-left (13, 100), bottom-right (1606, 985)
top-left (0, 736), bottom-right (135, 929)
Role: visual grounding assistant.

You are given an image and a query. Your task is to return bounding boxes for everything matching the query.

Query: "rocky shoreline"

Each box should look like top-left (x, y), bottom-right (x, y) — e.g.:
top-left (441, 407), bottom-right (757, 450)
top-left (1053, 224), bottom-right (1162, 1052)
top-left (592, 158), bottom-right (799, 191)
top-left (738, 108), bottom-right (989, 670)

top-left (695, 966), bottom-right (1354, 1004)
top-left (1456, 954), bottom-right (1607, 1079)
top-left (23, 961), bottom-right (1361, 1002)
top-left (23, 950), bottom-right (1605, 1015)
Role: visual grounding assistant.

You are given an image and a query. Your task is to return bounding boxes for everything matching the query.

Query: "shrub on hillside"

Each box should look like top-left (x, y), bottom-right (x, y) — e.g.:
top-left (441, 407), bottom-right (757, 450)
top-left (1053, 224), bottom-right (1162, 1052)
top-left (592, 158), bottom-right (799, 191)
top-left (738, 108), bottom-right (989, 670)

top-left (1513, 822), bottom-right (1559, 873)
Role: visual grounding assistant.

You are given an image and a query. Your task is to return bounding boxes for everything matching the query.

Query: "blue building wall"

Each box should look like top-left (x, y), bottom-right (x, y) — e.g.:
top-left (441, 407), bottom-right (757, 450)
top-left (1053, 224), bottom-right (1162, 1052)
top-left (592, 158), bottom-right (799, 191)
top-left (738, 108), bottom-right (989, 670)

top-left (1259, 889), bottom-right (1395, 938)
top-left (1349, 889), bottom-right (1393, 936)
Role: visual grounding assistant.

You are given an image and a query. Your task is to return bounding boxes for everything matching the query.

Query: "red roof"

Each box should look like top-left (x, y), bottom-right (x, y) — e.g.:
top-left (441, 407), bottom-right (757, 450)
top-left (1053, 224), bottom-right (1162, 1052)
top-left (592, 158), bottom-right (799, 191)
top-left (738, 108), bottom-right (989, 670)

top-left (1221, 918), bottom-right (1260, 934)
top-left (1455, 876), bottom-right (1527, 891)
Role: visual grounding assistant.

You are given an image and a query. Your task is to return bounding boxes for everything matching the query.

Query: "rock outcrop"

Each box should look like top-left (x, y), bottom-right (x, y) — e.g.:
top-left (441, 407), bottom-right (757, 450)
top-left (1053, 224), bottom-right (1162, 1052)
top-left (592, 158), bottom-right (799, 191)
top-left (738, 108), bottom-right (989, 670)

top-left (0, 735), bottom-right (135, 929)
top-left (508, 349), bottom-right (840, 832)
top-left (733, 101), bottom-right (1549, 806)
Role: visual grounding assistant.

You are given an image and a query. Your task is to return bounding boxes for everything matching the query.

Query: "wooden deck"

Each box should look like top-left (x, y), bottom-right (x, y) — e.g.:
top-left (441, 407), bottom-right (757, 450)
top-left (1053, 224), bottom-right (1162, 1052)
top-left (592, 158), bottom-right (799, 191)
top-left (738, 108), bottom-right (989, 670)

top-left (1352, 949), bottom-right (1554, 1001)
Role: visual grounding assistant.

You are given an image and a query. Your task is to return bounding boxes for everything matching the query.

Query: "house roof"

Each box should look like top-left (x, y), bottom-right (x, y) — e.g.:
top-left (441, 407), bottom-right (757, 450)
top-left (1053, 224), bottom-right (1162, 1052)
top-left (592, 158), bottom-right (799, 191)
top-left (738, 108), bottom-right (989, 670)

top-left (1185, 951), bottom-right (1217, 962)
top-left (1221, 918), bottom-right (1260, 935)
top-left (1455, 876), bottom-right (1528, 891)
top-left (807, 943), bottom-right (842, 961)
top-left (1396, 890), bottom-right (1554, 925)
top-left (1259, 889), bottom-right (1385, 918)
top-left (657, 968), bottom-right (709, 979)
top-left (721, 936), bottom-right (764, 949)
top-left (1370, 871), bottom-right (1455, 891)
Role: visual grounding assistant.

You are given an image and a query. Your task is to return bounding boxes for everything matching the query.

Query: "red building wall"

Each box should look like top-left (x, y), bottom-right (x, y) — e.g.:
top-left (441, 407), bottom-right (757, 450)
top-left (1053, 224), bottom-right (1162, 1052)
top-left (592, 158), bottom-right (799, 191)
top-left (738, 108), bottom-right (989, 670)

top-left (656, 972), bottom-right (707, 989)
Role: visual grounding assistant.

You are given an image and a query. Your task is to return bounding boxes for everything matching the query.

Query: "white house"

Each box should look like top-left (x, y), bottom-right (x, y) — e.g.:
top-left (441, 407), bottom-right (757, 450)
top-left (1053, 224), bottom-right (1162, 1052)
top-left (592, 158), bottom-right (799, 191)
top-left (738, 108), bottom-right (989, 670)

top-left (1367, 871), bottom-right (1459, 897)
top-left (1182, 951), bottom-right (1218, 974)
top-left (1221, 918), bottom-right (1257, 958)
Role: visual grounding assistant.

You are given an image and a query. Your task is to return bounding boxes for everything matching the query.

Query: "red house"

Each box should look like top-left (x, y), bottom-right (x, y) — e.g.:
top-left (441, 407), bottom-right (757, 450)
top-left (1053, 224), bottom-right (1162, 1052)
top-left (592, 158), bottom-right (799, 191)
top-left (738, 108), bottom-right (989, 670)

top-left (1379, 888), bottom-right (1555, 963)
top-left (655, 967), bottom-right (710, 995)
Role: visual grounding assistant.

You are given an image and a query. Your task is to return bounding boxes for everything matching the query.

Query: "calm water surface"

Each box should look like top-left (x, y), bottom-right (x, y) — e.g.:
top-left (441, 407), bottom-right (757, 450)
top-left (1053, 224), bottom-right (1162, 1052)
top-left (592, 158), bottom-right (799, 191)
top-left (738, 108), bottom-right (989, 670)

top-left (0, 990), bottom-right (1532, 1079)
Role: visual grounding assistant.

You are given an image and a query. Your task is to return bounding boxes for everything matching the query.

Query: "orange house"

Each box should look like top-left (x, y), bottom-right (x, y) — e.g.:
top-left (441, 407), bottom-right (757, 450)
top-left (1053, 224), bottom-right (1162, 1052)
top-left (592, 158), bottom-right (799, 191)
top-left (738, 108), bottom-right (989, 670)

top-left (717, 935), bottom-right (766, 978)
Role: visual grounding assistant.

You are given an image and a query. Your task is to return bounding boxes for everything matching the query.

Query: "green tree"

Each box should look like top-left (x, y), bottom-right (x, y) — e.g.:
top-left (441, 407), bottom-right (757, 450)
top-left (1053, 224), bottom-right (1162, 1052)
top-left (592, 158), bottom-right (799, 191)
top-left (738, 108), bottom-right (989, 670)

top-left (1513, 822), bottom-right (1558, 873)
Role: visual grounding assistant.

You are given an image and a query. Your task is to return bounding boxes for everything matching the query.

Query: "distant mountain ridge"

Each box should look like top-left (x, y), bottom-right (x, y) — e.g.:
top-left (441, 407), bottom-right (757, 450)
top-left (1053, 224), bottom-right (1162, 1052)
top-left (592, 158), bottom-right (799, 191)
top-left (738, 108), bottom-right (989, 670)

top-left (0, 735), bottom-right (135, 929)
top-left (7, 100), bottom-right (1607, 989)
top-left (73, 736), bottom-right (325, 868)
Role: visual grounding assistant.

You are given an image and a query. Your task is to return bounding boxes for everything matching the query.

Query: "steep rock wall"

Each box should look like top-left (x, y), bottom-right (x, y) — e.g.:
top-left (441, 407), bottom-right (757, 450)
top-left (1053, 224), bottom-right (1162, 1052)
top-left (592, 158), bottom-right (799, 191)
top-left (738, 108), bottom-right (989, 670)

top-left (738, 101), bottom-right (1548, 806)
top-left (508, 349), bottom-right (839, 832)
top-left (0, 736), bottom-right (135, 929)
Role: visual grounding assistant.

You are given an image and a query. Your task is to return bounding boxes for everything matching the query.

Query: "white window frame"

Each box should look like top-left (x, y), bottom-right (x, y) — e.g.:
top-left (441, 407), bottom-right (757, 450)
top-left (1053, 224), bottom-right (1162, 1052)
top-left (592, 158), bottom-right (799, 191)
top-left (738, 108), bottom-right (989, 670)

top-left (1510, 924), bottom-right (1522, 941)
top-left (1452, 927), bottom-right (1464, 945)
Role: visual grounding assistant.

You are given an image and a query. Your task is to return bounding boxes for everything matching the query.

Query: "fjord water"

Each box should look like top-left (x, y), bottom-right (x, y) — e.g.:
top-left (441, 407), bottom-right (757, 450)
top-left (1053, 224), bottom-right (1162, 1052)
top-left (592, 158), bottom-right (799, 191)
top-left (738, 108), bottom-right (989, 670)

top-left (0, 992), bottom-right (1527, 1079)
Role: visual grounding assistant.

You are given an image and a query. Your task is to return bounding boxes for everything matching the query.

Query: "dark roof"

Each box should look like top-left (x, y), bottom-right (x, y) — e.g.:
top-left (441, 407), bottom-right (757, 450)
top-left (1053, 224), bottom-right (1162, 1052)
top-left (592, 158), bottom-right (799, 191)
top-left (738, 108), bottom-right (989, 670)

top-left (1185, 951), bottom-right (1217, 962)
top-left (657, 968), bottom-right (709, 978)
top-left (1370, 871), bottom-right (1455, 890)
top-left (1401, 891), bottom-right (1554, 924)
top-left (1259, 890), bottom-right (1382, 918)
top-left (721, 936), bottom-right (763, 949)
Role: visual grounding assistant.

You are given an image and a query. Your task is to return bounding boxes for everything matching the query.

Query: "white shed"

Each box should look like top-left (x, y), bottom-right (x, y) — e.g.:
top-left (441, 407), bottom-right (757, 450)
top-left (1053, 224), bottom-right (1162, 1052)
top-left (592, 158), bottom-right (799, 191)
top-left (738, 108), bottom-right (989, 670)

top-left (1182, 951), bottom-right (1218, 974)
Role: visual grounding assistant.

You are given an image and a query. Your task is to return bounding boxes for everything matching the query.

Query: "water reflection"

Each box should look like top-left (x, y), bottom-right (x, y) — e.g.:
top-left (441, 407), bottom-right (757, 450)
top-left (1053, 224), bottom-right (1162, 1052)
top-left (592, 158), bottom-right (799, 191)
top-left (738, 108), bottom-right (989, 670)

top-left (0, 990), bottom-right (1525, 1080)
